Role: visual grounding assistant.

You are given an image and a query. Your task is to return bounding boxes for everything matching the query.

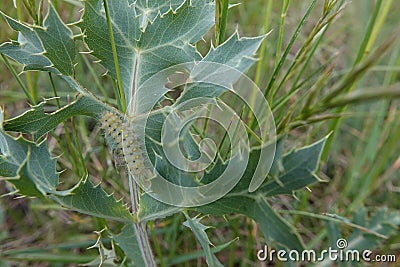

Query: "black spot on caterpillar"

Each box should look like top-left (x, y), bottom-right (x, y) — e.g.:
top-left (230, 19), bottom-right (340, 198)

top-left (100, 111), bottom-right (146, 176)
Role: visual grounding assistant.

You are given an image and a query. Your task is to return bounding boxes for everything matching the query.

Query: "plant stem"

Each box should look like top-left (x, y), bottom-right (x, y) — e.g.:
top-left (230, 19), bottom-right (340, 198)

top-left (215, 0), bottom-right (229, 46)
top-left (321, 0), bottom-right (386, 161)
top-left (248, 0), bottom-right (273, 122)
top-left (128, 172), bottom-right (156, 267)
top-left (81, 54), bottom-right (109, 102)
top-left (103, 0), bottom-right (126, 112)
top-left (1, 55), bottom-right (36, 104)
top-left (102, 3), bottom-right (154, 262)
top-left (149, 221), bottom-right (166, 267)
top-left (49, 73), bottom-right (85, 177)
top-left (128, 173), bottom-right (140, 214)
top-left (17, 0), bottom-right (39, 102)
top-left (134, 221), bottom-right (157, 267)
top-left (265, 0), bottom-right (317, 102)
top-left (275, 0), bottom-right (290, 68)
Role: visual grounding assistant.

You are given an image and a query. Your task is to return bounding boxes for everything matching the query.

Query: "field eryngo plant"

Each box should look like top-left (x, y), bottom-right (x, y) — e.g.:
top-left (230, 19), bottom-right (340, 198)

top-left (1, 0), bottom-right (399, 266)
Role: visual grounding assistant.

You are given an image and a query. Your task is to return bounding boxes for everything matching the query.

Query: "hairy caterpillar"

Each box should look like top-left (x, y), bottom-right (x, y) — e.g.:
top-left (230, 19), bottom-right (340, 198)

top-left (100, 111), bottom-right (146, 176)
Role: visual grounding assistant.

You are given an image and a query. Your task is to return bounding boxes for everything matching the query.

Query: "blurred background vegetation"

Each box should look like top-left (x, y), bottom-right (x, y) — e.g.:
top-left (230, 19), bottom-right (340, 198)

top-left (0, 0), bottom-right (399, 266)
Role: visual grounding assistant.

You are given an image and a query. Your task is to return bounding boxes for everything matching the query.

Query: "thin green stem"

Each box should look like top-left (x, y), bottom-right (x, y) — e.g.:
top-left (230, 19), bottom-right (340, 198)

top-left (71, 116), bottom-right (88, 177)
top-left (16, 0), bottom-right (23, 21)
top-left (204, 0), bottom-right (230, 140)
top-left (16, 0), bottom-right (39, 102)
top-left (149, 221), bottom-right (166, 267)
top-left (265, 0), bottom-right (317, 102)
top-left (275, 0), bottom-right (290, 68)
top-left (103, 0), bottom-right (126, 112)
top-left (354, 0), bottom-right (383, 64)
top-left (280, 210), bottom-right (388, 239)
top-left (274, 1), bottom-right (344, 107)
top-left (1, 54), bottom-right (36, 104)
top-left (248, 0), bottom-right (273, 122)
top-left (253, 0), bottom-right (273, 88)
top-left (48, 73), bottom-right (82, 177)
top-left (243, 218), bottom-right (254, 265)
top-left (81, 54), bottom-right (109, 102)
top-left (48, 73), bottom-right (61, 107)
top-left (321, 0), bottom-right (387, 161)
top-left (215, 0), bottom-right (229, 46)
top-left (111, 79), bottom-right (123, 111)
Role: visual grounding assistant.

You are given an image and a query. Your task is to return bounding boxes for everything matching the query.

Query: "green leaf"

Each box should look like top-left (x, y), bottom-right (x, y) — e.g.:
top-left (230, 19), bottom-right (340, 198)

top-left (0, 6), bottom-right (91, 97)
top-left (319, 207), bottom-right (400, 267)
top-left (0, 3), bottom-right (75, 75)
top-left (79, 0), bottom-right (215, 103)
top-left (50, 179), bottom-right (133, 223)
top-left (176, 33), bottom-right (266, 104)
top-left (138, 193), bottom-right (182, 222)
top-left (0, 13), bottom-right (53, 72)
top-left (4, 95), bottom-right (106, 140)
top-left (138, 135), bottom-right (326, 250)
top-left (134, 0), bottom-right (186, 29)
top-left (110, 223), bottom-right (148, 267)
top-left (0, 110), bottom-right (59, 196)
top-left (256, 135), bottom-right (328, 196)
top-left (195, 136), bottom-right (329, 250)
top-left (9, 158), bottom-right (44, 197)
top-left (183, 214), bottom-right (224, 267)
top-left (138, 136), bottom-right (328, 226)
top-left (198, 195), bottom-right (304, 251)
top-left (85, 232), bottom-right (118, 266)
top-left (34, 2), bottom-right (75, 75)
top-left (1, 108), bottom-right (133, 222)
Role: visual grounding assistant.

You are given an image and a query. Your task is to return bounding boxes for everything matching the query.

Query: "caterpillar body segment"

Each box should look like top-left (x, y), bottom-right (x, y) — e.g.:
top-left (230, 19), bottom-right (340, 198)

top-left (100, 111), bottom-right (147, 177)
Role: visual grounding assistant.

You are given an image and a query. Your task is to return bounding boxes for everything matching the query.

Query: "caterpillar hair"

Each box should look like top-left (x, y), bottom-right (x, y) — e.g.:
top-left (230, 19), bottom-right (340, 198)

top-left (100, 111), bottom-right (146, 176)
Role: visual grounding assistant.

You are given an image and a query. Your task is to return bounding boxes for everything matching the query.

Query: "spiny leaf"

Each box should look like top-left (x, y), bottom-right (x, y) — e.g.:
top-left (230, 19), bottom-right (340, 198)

top-left (197, 195), bottom-right (304, 251)
top-left (1, 108), bottom-right (133, 222)
top-left (256, 135), bottom-right (328, 196)
top-left (0, 13), bottom-right (53, 72)
top-left (34, 2), bottom-right (75, 75)
top-left (203, 32), bottom-right (266, 72)
top-left (176, 33), bottom-right (267, 104)
top-left (4, 95), bottom-right (106, 140)
top-left (79, 0), bottom-right (215, 103)
top-left (183, 214), bottom-right (224, 267)
top-left (138, 135), bottom-right (328, 244)
top-left (8, 158), bottom-right (45, 198)
top-left (0, 11), bottom-right (98, 97)
top-left (110, 223), bottom-right (149, 267)
top-left (0, 3), bottom-right (75, 75)
top-left (0, 109), bottom-right (59, 196)
top-left (85, 230), bottom-right (118, 266)
top-left (194, 136), bottom-right (329, 250)
top-left (138, 191), bottom-right (182, 222)
top-left (50, 179), bottom-right (134, 223)
top-left (134, 0), bottom-right (186, 29)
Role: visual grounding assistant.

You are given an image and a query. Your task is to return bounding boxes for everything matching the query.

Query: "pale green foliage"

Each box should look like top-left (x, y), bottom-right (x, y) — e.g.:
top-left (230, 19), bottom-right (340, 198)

top-left (183, 214), bottom-right (226, 267)
top-left (0, 3), bottom-right (74, 74)
top-left (0, 0), bottom-right (386, 266)
top-left (79, 0), bottom-right (214, 104)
